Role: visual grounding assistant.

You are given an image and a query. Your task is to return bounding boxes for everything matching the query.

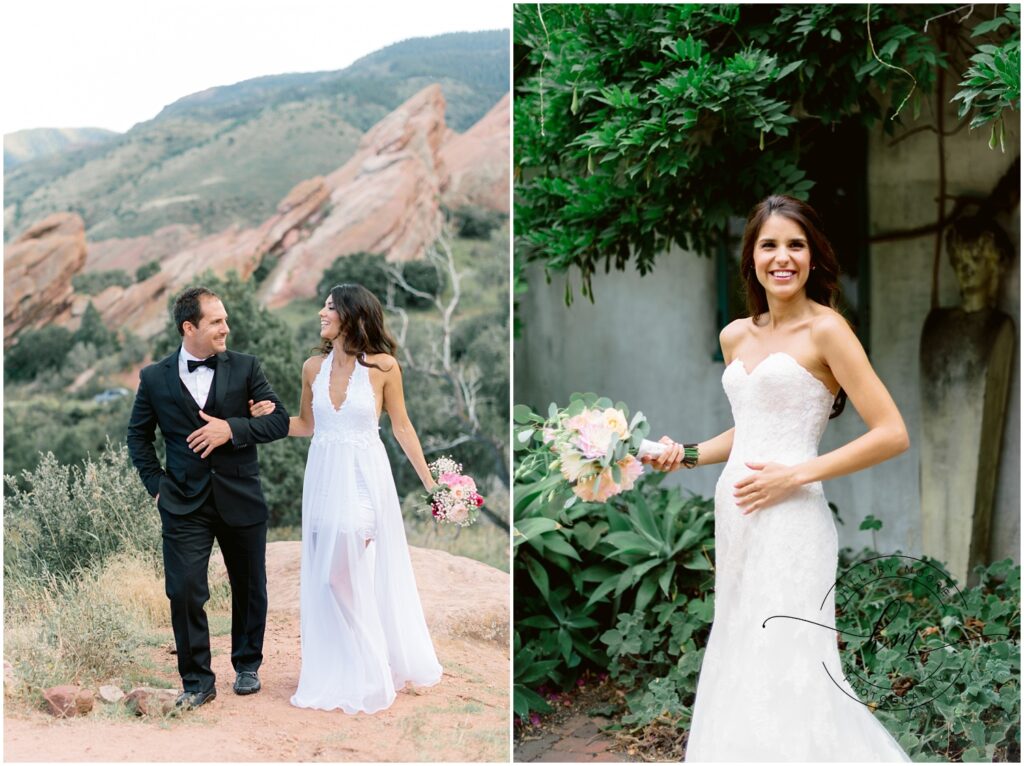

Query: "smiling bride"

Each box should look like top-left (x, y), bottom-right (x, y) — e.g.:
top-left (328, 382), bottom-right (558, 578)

top-left (646, 195), bottom-right (913, 761)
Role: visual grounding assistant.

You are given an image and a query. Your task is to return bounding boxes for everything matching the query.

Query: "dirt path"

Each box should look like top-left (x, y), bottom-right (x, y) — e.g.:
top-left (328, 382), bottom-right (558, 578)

top-left (4, 544), bottom-right (510, 762)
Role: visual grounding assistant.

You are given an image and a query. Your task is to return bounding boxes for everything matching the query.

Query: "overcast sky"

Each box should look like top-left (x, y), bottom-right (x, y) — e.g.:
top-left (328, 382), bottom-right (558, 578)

top-left (1, 0), bottom-right (509, 135)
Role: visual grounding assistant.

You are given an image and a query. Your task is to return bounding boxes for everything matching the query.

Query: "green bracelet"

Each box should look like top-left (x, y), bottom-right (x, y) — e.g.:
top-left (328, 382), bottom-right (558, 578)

top-left (682, 443), bottom-right (699, 468)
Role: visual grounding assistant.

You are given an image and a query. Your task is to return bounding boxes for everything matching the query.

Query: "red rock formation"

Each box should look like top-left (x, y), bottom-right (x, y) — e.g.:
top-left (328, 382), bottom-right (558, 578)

top-left (85, 223), bottom-right (201, 274)
top-left (65, 177), bottom-right (330, 339)
top-left (440, 93), bottom-right (510, 214)
top-left (6, 87), bottom-right (510, 343)
top-left (3, 213), bottom-right (87, 346)
top-left (259, 84), bottom-right (450, 309)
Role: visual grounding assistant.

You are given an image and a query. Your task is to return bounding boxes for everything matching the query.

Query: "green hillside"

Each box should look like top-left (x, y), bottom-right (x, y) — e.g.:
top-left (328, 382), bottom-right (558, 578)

top-left (3, 127), bottom-right (119, 169)
top-left (4, 29), bottom-right (509, 242)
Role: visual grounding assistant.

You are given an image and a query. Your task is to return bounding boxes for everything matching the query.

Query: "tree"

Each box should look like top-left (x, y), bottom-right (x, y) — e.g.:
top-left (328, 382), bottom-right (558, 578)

top-left (514, 4), bottom-right (1021, 302)
top-left (74, 301), bottom-right (120, 355)
top-left (382, 229), bottom-right (510, 525)
top-left (317, 252), bottom-right (391, 302)
top-left (317, 251), bottom-right (445, 310)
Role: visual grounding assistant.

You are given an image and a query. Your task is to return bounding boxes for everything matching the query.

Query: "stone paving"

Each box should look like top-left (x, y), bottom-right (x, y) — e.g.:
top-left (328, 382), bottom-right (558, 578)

top-left (515, 714), bottom-right (639, 763)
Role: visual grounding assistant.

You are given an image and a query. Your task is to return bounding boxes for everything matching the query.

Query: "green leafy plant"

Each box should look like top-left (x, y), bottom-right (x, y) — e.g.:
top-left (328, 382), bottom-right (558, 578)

top-left (513, 4), bottom-right (1020, 304)
top-left (951, 4), bottom-right (1021, 151)
top-left (514, 398), bottom-right (1020, 760)
top-left (513, 396), bottom-right (715, 719)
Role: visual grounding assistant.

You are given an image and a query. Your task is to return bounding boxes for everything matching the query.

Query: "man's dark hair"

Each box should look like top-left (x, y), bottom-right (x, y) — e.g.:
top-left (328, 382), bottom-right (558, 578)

top-left (173, 286), bottom-right (219, 336)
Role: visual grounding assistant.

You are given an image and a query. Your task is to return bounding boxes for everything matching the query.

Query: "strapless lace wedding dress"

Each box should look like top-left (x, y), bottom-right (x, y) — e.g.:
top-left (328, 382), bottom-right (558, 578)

top-left (683, 352), bottom-right (910, 762)
top-left (290, 349), bottom-right (442, 713)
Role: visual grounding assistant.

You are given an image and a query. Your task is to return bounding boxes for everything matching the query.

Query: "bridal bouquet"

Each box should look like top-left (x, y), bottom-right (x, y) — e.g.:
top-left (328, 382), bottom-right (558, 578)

top-left (516, 393), bottom-right (667, 504)
top-left (422, 456), bottom-right (484, 526)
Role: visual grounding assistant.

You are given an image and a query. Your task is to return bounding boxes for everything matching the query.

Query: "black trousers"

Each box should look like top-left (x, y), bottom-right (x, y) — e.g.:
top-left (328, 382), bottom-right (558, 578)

top-left (160, 494), bottom-right (267, 693)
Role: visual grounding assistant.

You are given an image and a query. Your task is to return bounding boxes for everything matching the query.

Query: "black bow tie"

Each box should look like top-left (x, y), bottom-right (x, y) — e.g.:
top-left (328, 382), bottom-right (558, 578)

top-left (187, 356), bottom-right (218, 373)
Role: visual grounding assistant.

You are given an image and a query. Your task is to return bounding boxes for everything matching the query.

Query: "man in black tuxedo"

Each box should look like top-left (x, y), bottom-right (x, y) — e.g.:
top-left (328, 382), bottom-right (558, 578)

top-left (127, 286), bottom-right (289, 709)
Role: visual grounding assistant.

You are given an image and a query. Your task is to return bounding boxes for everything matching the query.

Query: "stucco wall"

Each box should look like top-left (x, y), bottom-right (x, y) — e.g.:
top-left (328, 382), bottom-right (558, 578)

top-left (514, 107), bottom-right (1019, 566)
top-left (867, 102), bottom-right (1020, 567)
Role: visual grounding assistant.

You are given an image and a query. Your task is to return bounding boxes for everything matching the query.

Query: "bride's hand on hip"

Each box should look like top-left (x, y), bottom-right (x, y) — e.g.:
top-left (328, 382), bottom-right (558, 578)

top-left (733, 462), bottom-right (799, 514)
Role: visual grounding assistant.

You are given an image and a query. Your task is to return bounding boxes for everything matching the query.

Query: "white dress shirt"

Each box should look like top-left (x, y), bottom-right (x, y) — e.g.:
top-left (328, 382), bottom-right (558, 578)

top-left (179, 346), bottom-right (216, 408)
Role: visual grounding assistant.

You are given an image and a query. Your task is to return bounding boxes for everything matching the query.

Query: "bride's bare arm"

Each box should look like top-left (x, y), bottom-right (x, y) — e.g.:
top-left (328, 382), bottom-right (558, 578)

top-left (790, 314), bottom-right (909, 484)
top-left (252, 357), bottom-right (317, 436)
top-left (379, 356), bottom-right (436, 491)
top-left (646, 427), bottom-right (735, 471)
top-left (694, 427), bottom-right (735, 466)
top-left (287, 357), bottom-right (317, 438)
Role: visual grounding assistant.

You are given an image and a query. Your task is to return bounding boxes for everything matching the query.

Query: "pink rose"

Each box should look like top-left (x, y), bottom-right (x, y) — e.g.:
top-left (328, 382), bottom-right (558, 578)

top-left (448, 503), bottom-right (470, 523)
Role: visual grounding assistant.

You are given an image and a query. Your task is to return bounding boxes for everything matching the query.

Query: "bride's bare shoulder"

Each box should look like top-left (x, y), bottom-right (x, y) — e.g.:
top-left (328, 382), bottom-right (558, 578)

top-left (719, 317), bottom-right (752, 362)
top-left (302, 354), bottom-right (327, 380)
top-left (809, 305), bottom-right (854, 336)
top-left (809, 306), bottom-right (862, 361)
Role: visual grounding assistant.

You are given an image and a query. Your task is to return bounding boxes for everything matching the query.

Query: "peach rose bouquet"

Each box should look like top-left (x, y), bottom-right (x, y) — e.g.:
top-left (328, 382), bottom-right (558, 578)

top-left (515, 393), bottom-right (663, 505)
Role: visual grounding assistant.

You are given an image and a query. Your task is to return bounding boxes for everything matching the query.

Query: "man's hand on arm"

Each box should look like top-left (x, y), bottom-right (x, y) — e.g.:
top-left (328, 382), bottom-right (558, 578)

top-left (187, 411), bottom-right (234, 459)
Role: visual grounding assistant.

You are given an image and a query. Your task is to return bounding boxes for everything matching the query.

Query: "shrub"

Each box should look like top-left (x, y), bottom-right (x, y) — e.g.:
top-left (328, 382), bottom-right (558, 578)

top-left (5, 567), bottom-right (150, 692)
top-left (454, 206), bottom-right (504, 240)
top-left (135, 261), bottom-right (161, 282)
top-left (4, 325), bottom-right (73, 382)
top-left (4, 444), bottom-right (161, 585)
top-left (3, 445), bottom-right (234, 699)
top-left (72, 269), bottom-right (132, 295)
top-left (3, 394), bottom-right (135, 485)
top-left (512, 395), bottom-right (717, 720)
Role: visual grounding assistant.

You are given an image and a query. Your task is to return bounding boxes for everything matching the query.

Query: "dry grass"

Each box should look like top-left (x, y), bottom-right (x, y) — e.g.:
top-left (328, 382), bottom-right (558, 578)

top-left (5, 550), bottom-right (233, 706)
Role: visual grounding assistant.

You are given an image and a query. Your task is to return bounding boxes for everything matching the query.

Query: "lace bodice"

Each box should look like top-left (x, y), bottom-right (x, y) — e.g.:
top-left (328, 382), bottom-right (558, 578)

top-left (311, 349), bottom-right (381, 448)
top-left (722, 351), bottom-right (836, 467)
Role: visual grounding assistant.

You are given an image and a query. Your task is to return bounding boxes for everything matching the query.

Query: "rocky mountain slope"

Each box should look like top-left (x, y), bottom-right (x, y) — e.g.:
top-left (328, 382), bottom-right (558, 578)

top-left (3, 30), bottom-right (508, 242)
top-left (4, 83), bottom-right (508, 346)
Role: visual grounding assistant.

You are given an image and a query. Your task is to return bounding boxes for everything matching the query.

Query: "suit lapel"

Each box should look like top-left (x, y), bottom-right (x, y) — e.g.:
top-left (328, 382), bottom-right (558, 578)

top-left (164, 347), bottom-right (203, 427)
top-left (209, 350), bottom-right (232, 416)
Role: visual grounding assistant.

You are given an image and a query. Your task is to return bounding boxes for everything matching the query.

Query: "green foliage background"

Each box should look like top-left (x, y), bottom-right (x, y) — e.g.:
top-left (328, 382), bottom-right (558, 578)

top-left (4, 221), bottom-right (509, 557)
top-left (513, 3), bottom-right (1020, 302)
top-left (512, 399), bottom-right (1021, 762)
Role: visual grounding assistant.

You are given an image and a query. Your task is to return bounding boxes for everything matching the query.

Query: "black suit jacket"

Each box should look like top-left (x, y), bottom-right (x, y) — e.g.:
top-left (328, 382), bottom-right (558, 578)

top-left (126, 347), bottom-right (290, 526)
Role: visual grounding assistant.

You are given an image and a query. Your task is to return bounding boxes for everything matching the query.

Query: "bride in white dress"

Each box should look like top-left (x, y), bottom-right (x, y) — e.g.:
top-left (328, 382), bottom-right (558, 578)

top-left (253, 283), bottom-right (442, 713)
top-left (648, 196), bottom-right (913, 761)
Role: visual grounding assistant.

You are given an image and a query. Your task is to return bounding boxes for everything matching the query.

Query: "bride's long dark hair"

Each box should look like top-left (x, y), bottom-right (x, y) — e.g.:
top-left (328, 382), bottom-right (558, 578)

top-left (738, 195), bottom-right (848, 419)
top-left (318, 283), bottom-right (398, 372)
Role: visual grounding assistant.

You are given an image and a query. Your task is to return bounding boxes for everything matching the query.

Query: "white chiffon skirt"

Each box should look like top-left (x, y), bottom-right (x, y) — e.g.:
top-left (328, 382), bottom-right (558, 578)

top-left (289, 435), bottom-right (442, 713)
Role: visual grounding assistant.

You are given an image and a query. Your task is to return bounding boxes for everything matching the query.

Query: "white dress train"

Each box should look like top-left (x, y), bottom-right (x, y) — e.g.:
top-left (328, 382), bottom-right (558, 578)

top-left (290, 350), bottom-right (442, 713)
top-left (683, 352), bottom-right (911, 762)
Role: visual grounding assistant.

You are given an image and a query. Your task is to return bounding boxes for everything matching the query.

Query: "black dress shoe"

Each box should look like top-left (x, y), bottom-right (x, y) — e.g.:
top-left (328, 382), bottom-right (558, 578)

top-left (175, 688), bottom-right (217, 709)
top-left (233, 670), bottom-right (261, 695)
